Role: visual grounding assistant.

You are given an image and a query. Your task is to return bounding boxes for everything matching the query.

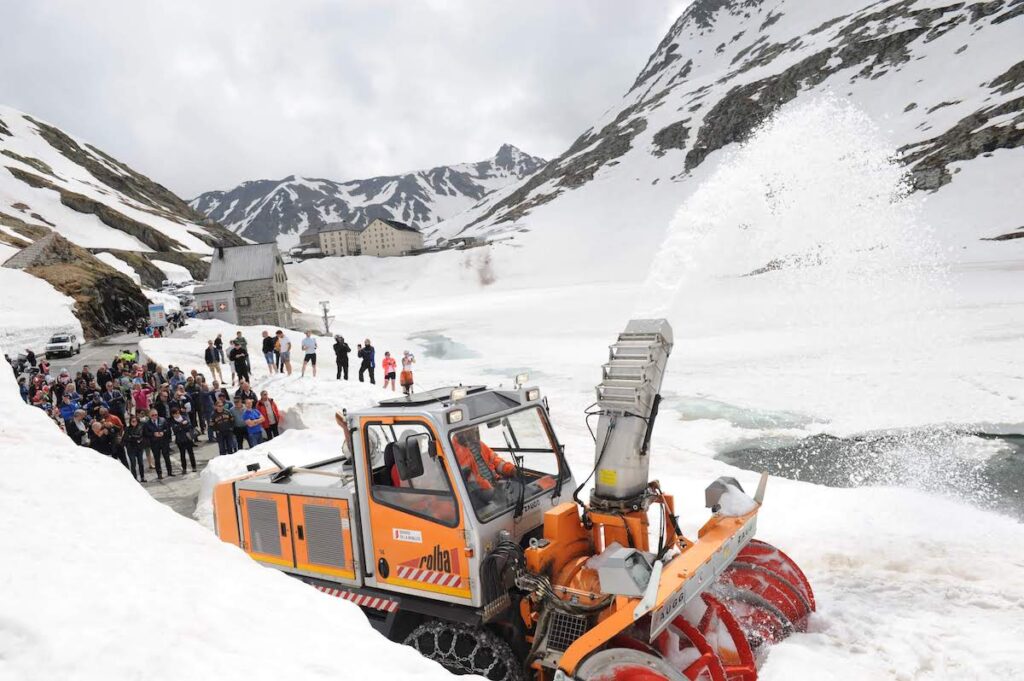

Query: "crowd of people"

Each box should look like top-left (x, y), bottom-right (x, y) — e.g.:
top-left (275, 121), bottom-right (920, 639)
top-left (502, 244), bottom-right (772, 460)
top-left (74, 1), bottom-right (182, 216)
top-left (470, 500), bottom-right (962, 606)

top-left (10, 345), bottom-right (286, 483)
top-left (7, 325), bottom-right (423, 483)
top-left (203, 328), bottom-right (418, 395)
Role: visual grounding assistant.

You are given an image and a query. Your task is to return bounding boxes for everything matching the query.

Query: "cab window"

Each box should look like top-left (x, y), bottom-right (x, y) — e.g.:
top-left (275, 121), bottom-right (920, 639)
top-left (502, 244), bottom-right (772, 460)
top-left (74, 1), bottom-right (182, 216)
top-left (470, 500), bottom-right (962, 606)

top-left (450, 406), bottom-right (563, 523)
top-left (365, 422), bottom-right (457, 527)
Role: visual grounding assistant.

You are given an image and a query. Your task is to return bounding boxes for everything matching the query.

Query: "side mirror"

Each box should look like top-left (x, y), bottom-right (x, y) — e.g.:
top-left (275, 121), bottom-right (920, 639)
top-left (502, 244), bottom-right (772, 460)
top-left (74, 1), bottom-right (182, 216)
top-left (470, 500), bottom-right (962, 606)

top-left (395, 433), bottom-right (433, 481)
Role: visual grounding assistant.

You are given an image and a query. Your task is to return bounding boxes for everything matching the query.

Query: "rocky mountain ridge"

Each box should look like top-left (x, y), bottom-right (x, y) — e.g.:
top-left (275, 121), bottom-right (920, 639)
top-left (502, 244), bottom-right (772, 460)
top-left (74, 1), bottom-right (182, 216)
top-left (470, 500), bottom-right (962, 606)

top-left (190, 143), bottom-right (545, 248)
top-left (0, 106), bottom-right (242, 338)
top-left (432, 0), bottom-right (1024, 256)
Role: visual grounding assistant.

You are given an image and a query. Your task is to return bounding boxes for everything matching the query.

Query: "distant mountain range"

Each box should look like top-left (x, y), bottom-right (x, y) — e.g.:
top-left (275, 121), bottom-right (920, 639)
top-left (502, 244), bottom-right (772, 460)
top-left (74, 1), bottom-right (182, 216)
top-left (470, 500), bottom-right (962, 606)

top-left (189, 144), bottom-right (545, 249)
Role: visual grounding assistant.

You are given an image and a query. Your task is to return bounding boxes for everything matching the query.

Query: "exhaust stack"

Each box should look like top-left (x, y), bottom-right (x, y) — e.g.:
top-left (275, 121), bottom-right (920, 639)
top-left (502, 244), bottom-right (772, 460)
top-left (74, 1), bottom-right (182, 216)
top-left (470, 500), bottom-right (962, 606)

top-left (591, 319), bottom-right (673, 508)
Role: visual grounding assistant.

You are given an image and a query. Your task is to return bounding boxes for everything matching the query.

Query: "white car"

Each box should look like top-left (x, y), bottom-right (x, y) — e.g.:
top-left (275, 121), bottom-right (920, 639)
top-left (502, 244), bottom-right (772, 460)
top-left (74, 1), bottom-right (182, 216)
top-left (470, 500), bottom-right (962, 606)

top-left (45, 333), bottom-right (81, 358)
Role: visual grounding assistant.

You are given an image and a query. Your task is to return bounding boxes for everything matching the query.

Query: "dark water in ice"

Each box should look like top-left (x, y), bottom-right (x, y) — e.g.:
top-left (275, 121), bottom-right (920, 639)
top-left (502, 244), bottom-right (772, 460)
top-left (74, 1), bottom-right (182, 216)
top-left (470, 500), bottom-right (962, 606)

top-left (406, 331), bottom-right (480, 360)
top-left (716, 429), bottom-right (1024, 521)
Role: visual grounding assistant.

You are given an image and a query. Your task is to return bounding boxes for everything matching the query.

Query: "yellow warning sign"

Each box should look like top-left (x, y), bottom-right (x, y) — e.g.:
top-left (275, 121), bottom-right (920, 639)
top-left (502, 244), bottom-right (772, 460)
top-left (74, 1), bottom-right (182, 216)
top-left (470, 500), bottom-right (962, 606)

top-left (597, 469), bottom-right (618, 486)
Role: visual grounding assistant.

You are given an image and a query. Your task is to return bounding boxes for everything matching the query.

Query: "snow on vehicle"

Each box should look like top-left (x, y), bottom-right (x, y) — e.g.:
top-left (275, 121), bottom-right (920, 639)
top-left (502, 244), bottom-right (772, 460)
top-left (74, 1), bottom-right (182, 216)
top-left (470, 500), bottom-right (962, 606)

top-left (44, 333), bottom-right (81, 358)
top-left (212, 319), bottom-right (814, 681)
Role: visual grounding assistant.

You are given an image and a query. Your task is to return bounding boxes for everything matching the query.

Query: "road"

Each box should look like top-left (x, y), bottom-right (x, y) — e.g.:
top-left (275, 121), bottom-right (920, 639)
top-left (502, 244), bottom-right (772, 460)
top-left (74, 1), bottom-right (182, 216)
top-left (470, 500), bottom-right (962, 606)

top-left (144, 438), bottom-right (221, 516)
top-left (42, 331), bottom-right (144, 375)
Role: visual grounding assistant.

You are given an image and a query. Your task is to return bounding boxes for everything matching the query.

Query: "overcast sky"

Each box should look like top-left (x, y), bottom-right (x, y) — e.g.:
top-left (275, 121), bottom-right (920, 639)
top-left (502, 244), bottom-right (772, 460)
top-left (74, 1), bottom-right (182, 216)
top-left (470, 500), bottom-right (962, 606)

top-left (0, 1), bottom-right (685, 198)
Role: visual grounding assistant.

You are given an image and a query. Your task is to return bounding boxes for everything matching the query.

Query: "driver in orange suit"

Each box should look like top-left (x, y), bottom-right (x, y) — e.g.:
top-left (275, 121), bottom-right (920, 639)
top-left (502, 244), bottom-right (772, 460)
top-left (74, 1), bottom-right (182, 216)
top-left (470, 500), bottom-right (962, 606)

top-left (452, 427), bottom-right (515, 492)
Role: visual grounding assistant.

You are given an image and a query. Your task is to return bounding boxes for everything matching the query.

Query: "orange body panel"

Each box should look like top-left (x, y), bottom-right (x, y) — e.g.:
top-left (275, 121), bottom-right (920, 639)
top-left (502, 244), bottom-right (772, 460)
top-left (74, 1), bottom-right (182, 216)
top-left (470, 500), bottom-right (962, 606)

top-left (213, 480), bottom-right (242, 546)
top-left (589, 510), bottom-right (650, 554)
top-left (212, 469), bottom-right (276, 547)
top-left (525, 503), bottom-right (591, 579)
top-left (238, 489), bottom-right (295, 568)
top-left (290, 495), bottom-right (357, 580)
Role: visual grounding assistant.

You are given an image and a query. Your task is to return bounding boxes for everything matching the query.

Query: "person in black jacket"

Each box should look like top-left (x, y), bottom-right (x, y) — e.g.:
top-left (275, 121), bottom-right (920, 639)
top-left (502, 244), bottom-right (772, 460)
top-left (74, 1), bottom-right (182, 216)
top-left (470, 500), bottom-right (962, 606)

top-left (234, 381), bottom-right (257, 404)
top-left (357, 339), bottom-right (375, 384)
top-left (229, 341), bottom-right (250, 383)
top-left (261, 330), bottom-right (277, 375)
top-left (89, 421), bottom-right (113, 457)
top-left (170, 408), bottom-right (197, 473)
top-left (144, 409), bottom-right (174, 479)
top-left (210, 401), bottom-right (236, 455)
top-left (124, 414), bottom-right (147, 482)
top-left (101, 381), bottom-right (126, 421)
top-left (333, 335), bottom-right (351, 380)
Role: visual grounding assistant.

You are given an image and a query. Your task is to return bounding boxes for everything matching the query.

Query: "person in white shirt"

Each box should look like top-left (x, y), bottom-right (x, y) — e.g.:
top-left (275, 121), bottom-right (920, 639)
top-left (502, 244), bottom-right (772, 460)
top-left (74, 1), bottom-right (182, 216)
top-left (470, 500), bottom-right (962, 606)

top-left (300, 331), bottom-right (318, 377)
top-left (276, 330), bottom-right (293, 376)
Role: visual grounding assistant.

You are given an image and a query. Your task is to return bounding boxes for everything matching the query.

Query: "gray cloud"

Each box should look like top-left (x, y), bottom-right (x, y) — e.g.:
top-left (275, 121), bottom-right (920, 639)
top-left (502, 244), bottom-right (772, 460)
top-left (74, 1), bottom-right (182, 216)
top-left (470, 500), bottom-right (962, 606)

top-left (0, 0), bottom-right (685, 198)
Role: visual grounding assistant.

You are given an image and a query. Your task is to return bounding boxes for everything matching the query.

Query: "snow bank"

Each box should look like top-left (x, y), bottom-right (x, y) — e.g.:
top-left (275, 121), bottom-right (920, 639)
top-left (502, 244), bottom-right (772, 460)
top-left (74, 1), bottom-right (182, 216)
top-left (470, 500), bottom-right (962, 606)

top-left (151, 259), bottom-right (192, 283)
top-left (0, 354), bottom-right (454, 681)
top-left (95, 251), bottom-right (142, 285)
top-left (0, 268), bottom-right (83, 353)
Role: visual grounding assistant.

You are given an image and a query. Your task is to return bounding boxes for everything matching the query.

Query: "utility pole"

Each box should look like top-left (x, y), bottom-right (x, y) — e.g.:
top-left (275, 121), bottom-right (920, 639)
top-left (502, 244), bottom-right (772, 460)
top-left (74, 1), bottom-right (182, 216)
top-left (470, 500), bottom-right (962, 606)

top-left (319, 300), bottom-right (334, 336)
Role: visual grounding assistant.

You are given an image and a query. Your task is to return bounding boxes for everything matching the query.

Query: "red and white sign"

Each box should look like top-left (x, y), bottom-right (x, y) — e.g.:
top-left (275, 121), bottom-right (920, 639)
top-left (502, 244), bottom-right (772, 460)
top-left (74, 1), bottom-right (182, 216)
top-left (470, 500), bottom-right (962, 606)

top-left (395, 564), bottom-right (463, 589)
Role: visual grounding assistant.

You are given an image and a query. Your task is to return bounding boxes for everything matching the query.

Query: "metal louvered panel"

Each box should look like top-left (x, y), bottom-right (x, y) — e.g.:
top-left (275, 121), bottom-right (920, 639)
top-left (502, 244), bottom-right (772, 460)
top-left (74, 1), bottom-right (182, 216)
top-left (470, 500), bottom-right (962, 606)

top-left (304, 503), bottom-right (346, 569)
top-left (247, 498), bottom-right (281, 556)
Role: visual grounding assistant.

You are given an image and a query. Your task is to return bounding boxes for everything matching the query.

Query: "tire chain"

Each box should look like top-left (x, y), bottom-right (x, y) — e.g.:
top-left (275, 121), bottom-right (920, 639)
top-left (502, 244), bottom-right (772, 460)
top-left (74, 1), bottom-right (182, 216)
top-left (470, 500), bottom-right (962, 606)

top-left (404, 620), bottom-right (525, 681)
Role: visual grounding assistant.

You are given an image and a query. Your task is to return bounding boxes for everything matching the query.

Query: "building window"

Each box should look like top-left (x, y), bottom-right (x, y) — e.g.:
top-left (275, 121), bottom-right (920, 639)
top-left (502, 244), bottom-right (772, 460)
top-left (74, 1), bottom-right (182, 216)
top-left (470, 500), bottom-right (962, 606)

top-left (237, 296), bottom-right (251, 307)
top-left (198, 300), bottom-right (214, 312)
top-left (215, 299), bottom-right (230, 312)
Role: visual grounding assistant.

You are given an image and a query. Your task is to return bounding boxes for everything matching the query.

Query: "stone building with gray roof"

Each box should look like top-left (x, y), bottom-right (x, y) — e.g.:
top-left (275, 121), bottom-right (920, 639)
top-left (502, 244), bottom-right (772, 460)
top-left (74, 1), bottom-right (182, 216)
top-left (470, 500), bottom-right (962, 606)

top-left (193, 243), bottom-right (293, 327)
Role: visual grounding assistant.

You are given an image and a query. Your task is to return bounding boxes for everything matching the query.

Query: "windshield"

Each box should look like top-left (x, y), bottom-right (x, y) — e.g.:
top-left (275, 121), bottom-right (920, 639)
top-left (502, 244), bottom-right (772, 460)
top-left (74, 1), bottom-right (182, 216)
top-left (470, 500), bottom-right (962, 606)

top-left (449, 406), bottom-right (564, 523)
top-left (50, 335), bottom-right (69, 343)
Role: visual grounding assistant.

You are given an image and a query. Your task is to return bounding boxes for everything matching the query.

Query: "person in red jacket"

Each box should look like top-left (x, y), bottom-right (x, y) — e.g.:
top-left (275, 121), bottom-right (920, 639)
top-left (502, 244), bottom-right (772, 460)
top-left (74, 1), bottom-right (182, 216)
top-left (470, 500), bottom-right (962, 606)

top-left (257, 390), bottom-right (283, 440)
top-left (381, 351), bottom-right (397, 392)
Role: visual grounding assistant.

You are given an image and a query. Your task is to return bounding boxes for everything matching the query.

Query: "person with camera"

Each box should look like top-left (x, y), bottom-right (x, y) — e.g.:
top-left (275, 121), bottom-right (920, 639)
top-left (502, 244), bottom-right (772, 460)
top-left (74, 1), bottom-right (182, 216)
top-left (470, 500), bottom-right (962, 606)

top-left (333, 335), bottom-right (351, 380)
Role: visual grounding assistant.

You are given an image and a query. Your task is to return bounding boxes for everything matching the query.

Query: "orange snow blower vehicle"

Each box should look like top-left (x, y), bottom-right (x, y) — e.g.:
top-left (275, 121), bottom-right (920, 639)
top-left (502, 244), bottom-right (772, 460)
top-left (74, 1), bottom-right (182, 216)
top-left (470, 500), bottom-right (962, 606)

top-left (213, 319), bottom-right (814, 681)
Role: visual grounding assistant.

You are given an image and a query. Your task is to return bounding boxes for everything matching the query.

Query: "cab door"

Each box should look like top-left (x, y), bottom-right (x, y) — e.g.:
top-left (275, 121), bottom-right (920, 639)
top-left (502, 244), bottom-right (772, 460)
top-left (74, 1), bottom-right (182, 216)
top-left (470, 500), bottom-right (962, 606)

top-left (238, 489), bottom-right (294, 568)
top-left (360, 417), bottom-right (472, 602)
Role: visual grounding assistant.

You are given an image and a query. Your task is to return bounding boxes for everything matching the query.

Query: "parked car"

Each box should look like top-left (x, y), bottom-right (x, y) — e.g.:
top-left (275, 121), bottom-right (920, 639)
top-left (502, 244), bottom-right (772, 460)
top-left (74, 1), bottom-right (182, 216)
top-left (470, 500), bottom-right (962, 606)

top-left (45, 333), bottom-right (81, 358)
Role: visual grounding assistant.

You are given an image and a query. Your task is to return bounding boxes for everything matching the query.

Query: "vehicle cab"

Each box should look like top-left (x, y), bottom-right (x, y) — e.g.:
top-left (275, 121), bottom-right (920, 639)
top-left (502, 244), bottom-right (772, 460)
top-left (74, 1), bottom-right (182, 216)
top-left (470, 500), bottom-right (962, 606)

top-left (214, 383), bottom-right (576, 611)
top-left (347, 385), bottom-right (575, 606)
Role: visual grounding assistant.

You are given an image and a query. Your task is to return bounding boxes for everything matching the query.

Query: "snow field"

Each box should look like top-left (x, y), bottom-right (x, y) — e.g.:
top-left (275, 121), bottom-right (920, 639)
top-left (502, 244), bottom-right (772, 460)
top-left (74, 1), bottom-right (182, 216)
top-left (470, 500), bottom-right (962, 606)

top-left (150, 259), bottom-right (192, 283)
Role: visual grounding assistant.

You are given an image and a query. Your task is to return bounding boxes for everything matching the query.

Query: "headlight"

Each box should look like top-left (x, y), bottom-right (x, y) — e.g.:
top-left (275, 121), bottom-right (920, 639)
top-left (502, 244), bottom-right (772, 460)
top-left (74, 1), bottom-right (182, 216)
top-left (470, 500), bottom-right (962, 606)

top-left (447, 409), bottom-right (464, 424)
top-left (526, 388), bottom-right (541, 401)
